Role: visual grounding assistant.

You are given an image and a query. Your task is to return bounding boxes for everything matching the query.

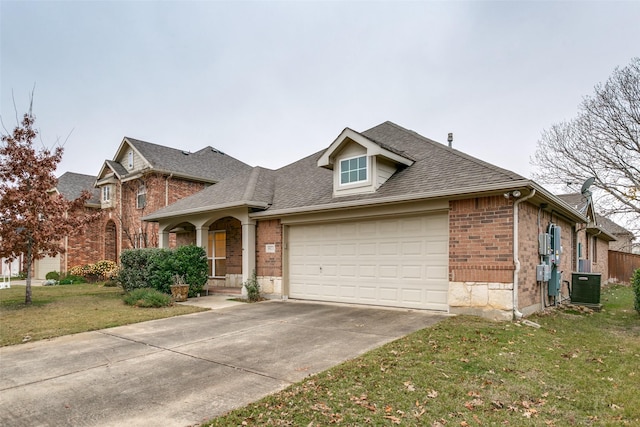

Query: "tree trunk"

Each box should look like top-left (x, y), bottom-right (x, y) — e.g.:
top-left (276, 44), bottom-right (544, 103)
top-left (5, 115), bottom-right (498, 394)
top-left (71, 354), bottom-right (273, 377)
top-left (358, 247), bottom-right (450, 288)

top-left (25, 242), bottom-right (32, 305)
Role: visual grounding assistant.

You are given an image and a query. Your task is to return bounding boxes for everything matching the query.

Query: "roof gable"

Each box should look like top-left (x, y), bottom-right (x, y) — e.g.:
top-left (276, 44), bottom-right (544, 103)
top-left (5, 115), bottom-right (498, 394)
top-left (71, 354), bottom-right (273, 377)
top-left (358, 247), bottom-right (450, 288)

top-left (317, 127), bottom-right (414, 169)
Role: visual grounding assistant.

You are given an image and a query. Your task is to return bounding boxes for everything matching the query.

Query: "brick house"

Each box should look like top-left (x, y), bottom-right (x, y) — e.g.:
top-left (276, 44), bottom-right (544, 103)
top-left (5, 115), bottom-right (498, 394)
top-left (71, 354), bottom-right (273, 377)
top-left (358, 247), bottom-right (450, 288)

top-left (36, 138), bottom-right (250, 278)
top-left (142, 121), bottom-right (615, 320)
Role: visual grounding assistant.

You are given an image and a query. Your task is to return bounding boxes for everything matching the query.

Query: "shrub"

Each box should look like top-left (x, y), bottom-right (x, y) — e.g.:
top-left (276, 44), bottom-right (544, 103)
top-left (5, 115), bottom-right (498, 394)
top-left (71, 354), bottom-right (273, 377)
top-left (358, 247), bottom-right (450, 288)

top-left (633, 268), bottom-right (640, 315)
top-left (123, 288), bottom-right (172, 308)
top-left (117, 245), bottom-right (208, 298)
top-left (59, 275), bottom-right (87, 285)
top-left (243, 270), bottom-right (261, 302)
top-left (173, 245), bottom-right (207, 297)
top-left (45, 271), bottom-right (60, 281)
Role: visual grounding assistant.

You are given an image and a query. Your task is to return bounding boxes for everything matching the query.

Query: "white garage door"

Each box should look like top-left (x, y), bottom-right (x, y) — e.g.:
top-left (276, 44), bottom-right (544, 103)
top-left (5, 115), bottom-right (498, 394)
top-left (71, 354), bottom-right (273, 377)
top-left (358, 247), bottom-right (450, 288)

top-left (35, 254), bottom-right (60, 280)
top-left (288, 213), bottom-right (449, 311)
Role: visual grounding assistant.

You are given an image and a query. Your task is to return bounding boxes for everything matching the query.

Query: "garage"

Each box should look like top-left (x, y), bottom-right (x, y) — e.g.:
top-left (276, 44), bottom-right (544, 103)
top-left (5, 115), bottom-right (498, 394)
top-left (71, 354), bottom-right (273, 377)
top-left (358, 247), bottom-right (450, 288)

top-left (35, 254), bottom-right (60, 280)
top-left (288, 213), bottom-right (449, 311)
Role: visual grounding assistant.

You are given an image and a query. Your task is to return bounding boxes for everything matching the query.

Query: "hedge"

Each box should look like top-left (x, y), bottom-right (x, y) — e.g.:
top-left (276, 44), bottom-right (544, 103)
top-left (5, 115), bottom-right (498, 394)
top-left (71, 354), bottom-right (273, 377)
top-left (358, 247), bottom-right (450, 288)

top-left (118, 245), bottom-right (208, 298)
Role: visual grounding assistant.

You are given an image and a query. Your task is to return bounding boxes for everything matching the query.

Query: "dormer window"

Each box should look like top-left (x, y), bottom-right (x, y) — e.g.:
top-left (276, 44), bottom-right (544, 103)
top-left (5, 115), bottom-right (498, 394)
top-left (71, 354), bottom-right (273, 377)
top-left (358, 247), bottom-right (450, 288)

top-left (340, 155), bottom-right (367, 185)
top-left (127, 151), bottom-right (134, 169)
top-left (102, 186), bottom-right (111, 202)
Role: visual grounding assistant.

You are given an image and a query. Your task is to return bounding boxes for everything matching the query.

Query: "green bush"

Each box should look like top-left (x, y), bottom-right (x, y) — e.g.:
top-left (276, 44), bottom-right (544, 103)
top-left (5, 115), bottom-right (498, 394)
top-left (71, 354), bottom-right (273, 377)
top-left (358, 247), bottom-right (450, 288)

top-left (118, 245), bottom-right (208, 298)
top-left (59, 275), bottom-right (87, 285)
top-left (173, 245), bottom-right (208, 297)
top-left (123, 288), bottom-right (172, 308)
top-left (45, 271), bottom-right (60, 281)
top-left (632, 268), bottom-right (640, 315)
top-left (243, 270), bottom-right (261, 302)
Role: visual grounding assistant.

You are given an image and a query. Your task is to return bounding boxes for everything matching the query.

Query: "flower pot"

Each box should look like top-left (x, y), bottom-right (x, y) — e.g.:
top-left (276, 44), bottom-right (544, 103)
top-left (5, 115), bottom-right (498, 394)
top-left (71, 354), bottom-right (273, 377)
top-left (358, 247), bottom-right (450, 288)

top-left (170, 284), bottom-right (189, 302)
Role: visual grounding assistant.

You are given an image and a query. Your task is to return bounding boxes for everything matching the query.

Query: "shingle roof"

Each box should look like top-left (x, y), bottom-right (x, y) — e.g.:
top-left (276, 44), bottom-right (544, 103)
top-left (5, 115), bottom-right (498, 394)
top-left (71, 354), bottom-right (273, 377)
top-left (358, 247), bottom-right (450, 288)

top-left (125, 138), bottom-right (251, 182)
top-left (56, 172), bottom-right (100, 204)
top-left (556, 193), bottom-right (590, 214)
top-left (595, 214), bottom-right (633, 236)
top-left (144, 121), bottom-right (530, 221)
top-left (105, 160), bottom-right (128, 178)
top-left (267, 121), bottom-right (525, 211)
top-left (144, 167), bottom-right (276, 218)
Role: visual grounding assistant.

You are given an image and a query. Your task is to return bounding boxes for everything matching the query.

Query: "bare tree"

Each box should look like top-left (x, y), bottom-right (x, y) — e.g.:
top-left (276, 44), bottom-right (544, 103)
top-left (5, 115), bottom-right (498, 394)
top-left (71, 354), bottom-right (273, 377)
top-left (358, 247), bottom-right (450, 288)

top-left (532, 58), bottom-right (640, 232)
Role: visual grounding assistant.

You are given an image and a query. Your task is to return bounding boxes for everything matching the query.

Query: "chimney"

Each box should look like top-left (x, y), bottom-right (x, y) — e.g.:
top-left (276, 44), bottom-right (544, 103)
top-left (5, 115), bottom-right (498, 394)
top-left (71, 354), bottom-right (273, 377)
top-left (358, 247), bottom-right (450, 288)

top-left (447, 133), bottom-right (453, 148)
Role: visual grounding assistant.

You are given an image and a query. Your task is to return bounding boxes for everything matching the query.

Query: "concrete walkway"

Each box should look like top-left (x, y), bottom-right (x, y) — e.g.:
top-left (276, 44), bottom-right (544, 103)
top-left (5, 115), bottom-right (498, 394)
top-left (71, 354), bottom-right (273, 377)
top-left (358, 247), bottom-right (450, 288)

top-left (0, 300), bottom-right (446, 427)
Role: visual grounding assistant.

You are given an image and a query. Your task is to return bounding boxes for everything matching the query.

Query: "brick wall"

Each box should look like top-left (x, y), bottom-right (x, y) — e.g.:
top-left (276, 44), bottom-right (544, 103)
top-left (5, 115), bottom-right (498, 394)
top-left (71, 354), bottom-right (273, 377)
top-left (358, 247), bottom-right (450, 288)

top-left (256, 219), bottom-right (282, 277)
top-left (449, 196), bottom-right (514, 283)
top-left (210, 217), bottom-right (242, 275)
top-left (518, 202), bottom-right (574, 310)
top-left (63, 172), bottom-right (207, 270)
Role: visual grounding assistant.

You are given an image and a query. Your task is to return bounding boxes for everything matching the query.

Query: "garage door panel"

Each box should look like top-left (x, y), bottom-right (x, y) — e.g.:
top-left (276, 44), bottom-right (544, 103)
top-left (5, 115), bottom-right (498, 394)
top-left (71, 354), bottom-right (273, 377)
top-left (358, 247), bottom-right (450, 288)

top-left (289, 213), bottom-right (449, 311)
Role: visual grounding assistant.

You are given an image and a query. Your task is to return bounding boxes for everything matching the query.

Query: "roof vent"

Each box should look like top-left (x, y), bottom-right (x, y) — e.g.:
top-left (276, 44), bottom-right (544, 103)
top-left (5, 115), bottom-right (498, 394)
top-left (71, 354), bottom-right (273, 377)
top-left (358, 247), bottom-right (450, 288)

top-left (181, 150), bottom-right (190, 155)
top-left (447, 133), bottom-right (453, 148)
top-left (212, 148), bottom-right (225, 155)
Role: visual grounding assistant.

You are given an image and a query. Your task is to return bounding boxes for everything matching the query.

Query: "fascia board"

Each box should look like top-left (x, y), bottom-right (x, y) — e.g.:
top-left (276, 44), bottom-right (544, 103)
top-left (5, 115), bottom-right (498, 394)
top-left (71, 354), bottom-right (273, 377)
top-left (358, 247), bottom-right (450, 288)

top-left (142, 200), bottom-right (270, 222)
top-left (251, 180), bottom-right (533, 219)
top-left (150, 169), bottom-right (218, 184)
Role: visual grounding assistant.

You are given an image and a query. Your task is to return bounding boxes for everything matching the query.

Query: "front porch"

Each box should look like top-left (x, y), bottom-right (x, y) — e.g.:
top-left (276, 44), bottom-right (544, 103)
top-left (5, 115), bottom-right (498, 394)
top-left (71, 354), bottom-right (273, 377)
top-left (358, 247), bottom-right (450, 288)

top-left (156, 208), bottom-right (255, 296)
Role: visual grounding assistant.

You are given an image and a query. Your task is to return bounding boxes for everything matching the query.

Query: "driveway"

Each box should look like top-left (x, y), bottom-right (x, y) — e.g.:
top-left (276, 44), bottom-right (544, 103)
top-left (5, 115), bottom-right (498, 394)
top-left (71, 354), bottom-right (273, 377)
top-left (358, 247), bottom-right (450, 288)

top-left (0, 300), bottom-right (446, 427)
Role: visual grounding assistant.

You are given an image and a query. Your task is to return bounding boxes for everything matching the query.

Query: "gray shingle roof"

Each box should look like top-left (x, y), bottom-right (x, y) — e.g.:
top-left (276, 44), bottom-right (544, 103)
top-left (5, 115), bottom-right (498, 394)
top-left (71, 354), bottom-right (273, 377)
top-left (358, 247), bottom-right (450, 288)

top-left (596, 214), bottom-right (633, 236)
top-left (125, 138), bottom-right (251, 182)
top-left (144, 167), bottom-right (276, 219)
top-left (556, 193), bottom-right (590, 214)
top-left (144, 121), bottom-right (530, 221)
top-left (105, 160), bottom-right (128, 178)
top-left (56, 172), bottom-right (100, 204)
top-left (267, 121), bottom-right (525, 211)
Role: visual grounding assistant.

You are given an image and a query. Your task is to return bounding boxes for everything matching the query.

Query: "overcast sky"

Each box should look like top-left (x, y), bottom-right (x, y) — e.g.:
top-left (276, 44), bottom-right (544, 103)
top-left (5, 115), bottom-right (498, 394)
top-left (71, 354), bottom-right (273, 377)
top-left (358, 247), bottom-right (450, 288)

top-left (1, 1), bottom-right (639, 187)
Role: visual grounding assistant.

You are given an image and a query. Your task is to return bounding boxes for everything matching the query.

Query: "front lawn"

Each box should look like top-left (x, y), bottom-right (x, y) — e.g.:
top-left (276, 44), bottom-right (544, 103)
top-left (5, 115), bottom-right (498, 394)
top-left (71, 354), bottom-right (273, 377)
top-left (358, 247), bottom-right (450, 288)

top-left (205, 285), bottom-right (639, 426)
top-left (0, 284), bottom-right (207, 346)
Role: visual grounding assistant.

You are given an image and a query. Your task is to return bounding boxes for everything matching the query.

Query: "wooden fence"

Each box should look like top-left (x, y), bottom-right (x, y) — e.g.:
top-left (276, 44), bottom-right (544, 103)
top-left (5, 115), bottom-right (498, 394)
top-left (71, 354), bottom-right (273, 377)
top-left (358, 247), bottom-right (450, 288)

top-left (608, 250), bottom-right (640, 284)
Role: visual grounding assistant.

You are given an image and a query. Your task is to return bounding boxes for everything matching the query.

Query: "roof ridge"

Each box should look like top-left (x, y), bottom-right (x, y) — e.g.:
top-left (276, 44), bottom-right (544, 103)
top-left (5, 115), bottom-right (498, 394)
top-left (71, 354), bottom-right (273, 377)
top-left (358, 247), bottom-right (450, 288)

top-left (380, 121), bottom-right (525, 181)
top-left (242, 167), bottom-right (262, 201)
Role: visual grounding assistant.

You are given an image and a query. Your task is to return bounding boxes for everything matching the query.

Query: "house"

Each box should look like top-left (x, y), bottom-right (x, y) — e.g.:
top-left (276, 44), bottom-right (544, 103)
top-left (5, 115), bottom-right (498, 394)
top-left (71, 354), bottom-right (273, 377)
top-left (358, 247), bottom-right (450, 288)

top-left (141, 121), bottom-right (614, 320)
top-left (36, 138), bottom-right (251, 279)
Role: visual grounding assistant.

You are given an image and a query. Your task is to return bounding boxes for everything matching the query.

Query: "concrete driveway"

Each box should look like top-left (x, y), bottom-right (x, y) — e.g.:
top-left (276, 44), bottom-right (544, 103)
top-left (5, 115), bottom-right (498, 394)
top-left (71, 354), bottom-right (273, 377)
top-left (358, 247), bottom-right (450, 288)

top-left (0, 300), bottom-right (446, 427)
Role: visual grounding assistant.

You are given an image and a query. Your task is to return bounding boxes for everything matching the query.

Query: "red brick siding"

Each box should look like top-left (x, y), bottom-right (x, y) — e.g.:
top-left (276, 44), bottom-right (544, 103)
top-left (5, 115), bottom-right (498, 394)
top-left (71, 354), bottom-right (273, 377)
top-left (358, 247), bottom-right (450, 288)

top-left (449, 196), bottom-right (514, 283)
top-left (63, 173), bottom-right (207, 269)
top-left (210, 217), bottom-right (242, 275)
top-left (256, 219), bottom-right (282, 277)
top-left (518, 202), bottom-right (574, 308)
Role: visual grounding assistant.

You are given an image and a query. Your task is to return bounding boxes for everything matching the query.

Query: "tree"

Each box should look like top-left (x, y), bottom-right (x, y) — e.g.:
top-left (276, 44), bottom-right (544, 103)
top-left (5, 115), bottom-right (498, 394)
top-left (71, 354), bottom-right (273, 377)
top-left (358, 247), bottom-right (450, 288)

top-left (531, 57), bottom-right (640, 233)
top-left (0, 107), bottom-right (93, 304)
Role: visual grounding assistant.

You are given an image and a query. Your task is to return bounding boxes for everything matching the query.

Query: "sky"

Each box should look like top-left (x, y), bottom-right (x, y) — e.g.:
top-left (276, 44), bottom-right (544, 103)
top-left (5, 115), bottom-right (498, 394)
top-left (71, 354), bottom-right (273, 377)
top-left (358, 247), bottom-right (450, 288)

top-left (1, 0), bottom-right (639, 188)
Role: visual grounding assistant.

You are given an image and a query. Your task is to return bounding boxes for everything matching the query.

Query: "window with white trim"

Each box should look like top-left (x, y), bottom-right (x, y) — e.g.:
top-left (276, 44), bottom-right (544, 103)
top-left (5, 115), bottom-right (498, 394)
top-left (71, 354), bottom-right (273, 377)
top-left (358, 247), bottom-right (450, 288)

top-left (340, 155), bottom-right (367, 185)
top-left (102, 185), bottom-right (110, 202)
top-left (127, 151), bottom-right (134, 169)
top-left (208, 230), bottom-right (226, 278)
top-left (137, 183), bottom-right (146, 209)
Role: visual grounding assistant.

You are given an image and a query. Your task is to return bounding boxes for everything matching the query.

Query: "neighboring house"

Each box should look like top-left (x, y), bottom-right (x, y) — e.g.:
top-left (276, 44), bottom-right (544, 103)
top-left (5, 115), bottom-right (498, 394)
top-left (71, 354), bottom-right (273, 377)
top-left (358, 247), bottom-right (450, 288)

top-left (36, 138), bottom-right (251, 279)
top-left (595, 214), bottom-right (635, 253)
top-left (141, 121), bottom-right (614, 320)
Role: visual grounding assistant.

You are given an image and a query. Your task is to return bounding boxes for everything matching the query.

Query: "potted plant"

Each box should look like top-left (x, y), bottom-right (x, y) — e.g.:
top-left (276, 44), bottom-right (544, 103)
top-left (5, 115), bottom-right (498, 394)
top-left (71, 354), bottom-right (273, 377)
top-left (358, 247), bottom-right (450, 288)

top-left (170, 274), bottom-right (189, 302)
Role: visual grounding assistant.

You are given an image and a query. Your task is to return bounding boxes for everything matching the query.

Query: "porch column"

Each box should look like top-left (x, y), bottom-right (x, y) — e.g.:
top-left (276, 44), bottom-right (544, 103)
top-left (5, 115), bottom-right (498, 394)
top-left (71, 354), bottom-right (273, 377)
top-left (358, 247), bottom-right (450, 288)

top-left (158, 230), bottom-right (170, 249)
top-left (241, 221), bottom-right (256, 297)
top-left (195, 226), bottom-right (208, 249)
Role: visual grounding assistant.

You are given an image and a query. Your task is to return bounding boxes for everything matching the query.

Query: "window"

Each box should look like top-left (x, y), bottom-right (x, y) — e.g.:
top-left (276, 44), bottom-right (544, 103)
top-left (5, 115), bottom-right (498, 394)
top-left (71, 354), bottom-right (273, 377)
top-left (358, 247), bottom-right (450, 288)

top-left (592, 236), bottom-right (598, 263)
top-left (208, 230), bottom-right (226, 278)
top-left (137, 184), bottom-right (146, 209)
top-left (127, 151), bottom-right (134, 169)
top-left (340, 155), bottom-right (367, 185)
top-left (102, 186), bottom-right (110, 202)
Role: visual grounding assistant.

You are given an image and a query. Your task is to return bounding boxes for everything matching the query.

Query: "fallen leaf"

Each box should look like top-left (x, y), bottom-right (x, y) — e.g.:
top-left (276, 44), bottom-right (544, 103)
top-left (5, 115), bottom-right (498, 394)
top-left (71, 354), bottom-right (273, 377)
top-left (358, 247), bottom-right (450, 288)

top-left (427, 390), bottom-right (439, 398)
top-left (384, 415), bottom-right (401, 424)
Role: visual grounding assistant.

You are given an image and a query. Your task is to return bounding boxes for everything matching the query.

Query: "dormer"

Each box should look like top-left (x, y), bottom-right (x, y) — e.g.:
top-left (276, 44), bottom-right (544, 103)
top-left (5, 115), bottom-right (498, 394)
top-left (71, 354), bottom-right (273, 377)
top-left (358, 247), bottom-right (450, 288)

top-left (317, 128), bottom-right (414, 197)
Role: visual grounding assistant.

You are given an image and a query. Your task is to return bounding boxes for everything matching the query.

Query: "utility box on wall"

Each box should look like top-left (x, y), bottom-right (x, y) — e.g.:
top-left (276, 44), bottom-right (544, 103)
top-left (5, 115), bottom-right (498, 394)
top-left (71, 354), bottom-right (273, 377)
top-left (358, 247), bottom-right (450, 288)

top-left (571, 272), bottom-right (602, 306)
top-left (536, 264), bottom-right (550, 282)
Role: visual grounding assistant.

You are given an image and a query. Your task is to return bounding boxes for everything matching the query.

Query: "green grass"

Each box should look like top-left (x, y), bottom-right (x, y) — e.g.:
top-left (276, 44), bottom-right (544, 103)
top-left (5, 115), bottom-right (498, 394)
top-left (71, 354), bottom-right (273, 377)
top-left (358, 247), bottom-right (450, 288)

top-left (205, 284), bottom-right (640, 426)
top-left (0, 284), bottom-right (207, 346)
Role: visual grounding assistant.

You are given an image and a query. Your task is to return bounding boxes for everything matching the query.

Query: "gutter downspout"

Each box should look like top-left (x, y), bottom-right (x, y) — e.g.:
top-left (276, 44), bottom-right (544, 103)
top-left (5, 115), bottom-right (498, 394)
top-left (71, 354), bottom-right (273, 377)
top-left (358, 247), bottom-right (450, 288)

top-left (513, 189), bottom-right (536, 320)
